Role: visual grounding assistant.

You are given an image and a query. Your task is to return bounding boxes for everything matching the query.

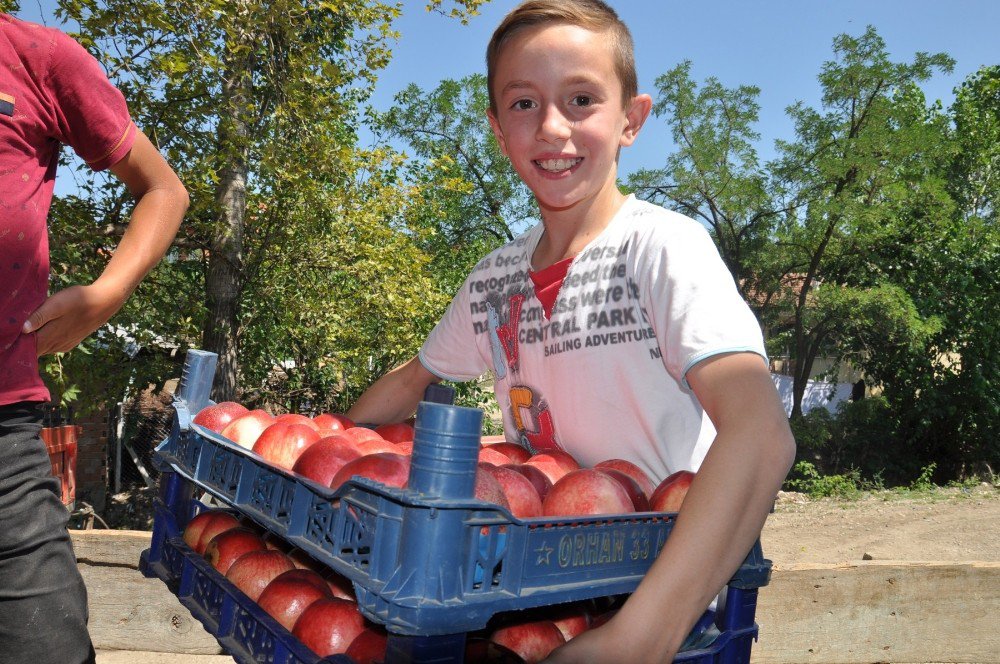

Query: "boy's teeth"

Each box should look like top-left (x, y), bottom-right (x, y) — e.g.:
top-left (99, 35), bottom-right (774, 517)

top-left (537, 158), bottom-right (581, 172)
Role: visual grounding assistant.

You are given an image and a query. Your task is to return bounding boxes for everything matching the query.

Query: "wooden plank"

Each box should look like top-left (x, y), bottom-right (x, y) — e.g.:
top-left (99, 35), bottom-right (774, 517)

top-left (73, 529), bottom-right (152, 565)
top-left (96, 651), bottom-right (234, 663)
top-left (74, 532), bottom-right (1000, 662)
top-left (72, 531), bottom-right (224, 655)
top-left (753, 562), bottom-right (1000, 663)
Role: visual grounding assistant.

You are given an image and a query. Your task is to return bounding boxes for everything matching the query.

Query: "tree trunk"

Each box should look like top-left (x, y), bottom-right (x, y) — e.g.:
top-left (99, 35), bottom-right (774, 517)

top-left (203, 61), bottom-right (250, 402)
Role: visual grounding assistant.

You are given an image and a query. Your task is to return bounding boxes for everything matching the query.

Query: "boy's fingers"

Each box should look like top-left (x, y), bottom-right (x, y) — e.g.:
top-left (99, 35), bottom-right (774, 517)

top-left (22, 298), bottom-right (57, 334)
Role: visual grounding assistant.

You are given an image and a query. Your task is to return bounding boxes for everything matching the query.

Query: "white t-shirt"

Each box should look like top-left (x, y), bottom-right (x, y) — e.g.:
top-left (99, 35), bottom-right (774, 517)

top-left (419, 196), bottom-right (766, 482)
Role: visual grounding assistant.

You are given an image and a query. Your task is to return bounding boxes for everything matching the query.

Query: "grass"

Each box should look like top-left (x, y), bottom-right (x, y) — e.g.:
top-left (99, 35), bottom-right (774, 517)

top-left (784, 460), bottom-right (998, 502)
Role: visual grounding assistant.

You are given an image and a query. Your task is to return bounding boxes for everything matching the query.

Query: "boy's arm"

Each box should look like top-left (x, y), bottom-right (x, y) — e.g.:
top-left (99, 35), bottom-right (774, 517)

top-left (346, 356), bottom-right (441, 425)
top-left (543, 352), bottom-right (795, 663)
top-left (25, 130), bottom-right (189, 355)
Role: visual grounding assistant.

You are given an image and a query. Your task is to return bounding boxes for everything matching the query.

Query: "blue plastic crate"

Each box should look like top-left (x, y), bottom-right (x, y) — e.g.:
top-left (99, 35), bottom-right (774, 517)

top-left (140, 499), bottom-right (352, 664)
top-left (142, 350), bottom-right (770, 662)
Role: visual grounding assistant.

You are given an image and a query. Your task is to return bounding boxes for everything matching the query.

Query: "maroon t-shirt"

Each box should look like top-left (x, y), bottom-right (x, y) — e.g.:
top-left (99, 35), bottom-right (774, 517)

top-left (0, 14), bottom-right (135, 405)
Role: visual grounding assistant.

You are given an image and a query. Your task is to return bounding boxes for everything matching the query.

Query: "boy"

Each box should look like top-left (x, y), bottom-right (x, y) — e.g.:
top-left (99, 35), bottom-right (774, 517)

top-left (347, 1), bottom-right (794, 660)
top-left (1, 13), bottom-right (188, 663)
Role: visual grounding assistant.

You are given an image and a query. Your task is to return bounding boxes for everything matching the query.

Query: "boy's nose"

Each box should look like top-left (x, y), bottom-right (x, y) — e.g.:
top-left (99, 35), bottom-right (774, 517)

top-left (536, 104), bottom-right (572, 143)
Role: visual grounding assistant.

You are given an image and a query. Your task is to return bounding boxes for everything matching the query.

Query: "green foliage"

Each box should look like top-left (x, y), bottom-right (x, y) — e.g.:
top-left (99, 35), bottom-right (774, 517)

top-left (373, 74), bottom-right (533, 294)
top-left (785, 460), bottom-right (864, 499)
top-left (628, 61), bottom-right (779, 297)
top-left (909, 463), bottom-right (938, 492)
top-left (41, 0), bottom-right (483, 414)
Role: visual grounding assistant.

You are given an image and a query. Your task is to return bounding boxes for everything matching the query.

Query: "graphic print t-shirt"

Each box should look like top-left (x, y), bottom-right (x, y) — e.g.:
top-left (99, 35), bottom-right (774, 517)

top-left (419, 196), bottom-right (766, 482)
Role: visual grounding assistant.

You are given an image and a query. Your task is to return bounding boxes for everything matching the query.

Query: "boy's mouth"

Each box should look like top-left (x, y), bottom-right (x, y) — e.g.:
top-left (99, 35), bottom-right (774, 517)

top-left (535, 158), bottom-right (582, 173)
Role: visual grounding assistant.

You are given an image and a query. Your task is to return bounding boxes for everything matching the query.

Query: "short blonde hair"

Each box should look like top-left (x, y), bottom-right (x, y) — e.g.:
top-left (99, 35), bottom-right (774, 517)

top-left (486, 0), bottom-right (638, 113)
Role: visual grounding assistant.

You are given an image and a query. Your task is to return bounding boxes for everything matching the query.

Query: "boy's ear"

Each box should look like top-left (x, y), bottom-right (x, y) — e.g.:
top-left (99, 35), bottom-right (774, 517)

top-left (487, 108), bottom-right (509, 157)
top-left (621, 93), bottom-right (653, 147)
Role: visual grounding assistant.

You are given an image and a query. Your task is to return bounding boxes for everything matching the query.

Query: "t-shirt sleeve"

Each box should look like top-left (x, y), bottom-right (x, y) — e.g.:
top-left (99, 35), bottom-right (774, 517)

top-left (46, 30), bottom-right (135, 171)
top-left (419, 274), bottom-right (489, 382)
top-left (645, 222), bottom-right (767, 388)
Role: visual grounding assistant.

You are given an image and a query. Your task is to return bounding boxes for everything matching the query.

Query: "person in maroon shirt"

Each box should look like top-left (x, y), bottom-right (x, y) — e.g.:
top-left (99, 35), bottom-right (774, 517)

top-left (1, 14), bottom-right (188, 663)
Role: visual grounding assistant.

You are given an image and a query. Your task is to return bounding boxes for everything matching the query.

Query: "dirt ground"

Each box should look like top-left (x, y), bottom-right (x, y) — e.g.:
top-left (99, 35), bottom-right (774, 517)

top-left (762, 484), bottom-right (1000, 566)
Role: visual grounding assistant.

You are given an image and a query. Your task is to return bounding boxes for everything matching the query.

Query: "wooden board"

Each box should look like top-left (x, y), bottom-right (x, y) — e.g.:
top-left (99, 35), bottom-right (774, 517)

top-left (73, 531), bottom-right (224, 655)
top-left (96, 652), bottom-right (233, 663)
top-left (75, 532), bottom-right (1000, 662)
top-left (753, 561), bottom-right (1000, 663)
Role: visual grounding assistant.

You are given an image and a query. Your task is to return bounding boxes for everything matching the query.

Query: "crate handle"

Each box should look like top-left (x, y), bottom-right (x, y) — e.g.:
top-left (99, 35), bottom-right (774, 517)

top-left (176, 350), bottom-right (218, 413)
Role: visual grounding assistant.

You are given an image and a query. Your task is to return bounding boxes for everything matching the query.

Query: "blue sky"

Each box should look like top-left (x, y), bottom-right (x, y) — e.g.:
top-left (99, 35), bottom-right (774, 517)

top-left (18, 0), bottom-right (1000, 184)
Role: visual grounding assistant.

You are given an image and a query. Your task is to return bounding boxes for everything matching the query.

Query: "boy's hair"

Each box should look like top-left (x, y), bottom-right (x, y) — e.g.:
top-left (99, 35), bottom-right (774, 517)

top-left (486, 0), bottom-right (637, 113)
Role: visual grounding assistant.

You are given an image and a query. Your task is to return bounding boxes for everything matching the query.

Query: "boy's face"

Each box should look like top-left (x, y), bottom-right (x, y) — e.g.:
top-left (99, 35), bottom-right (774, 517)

top-left (487, 23), bottom-right (650, 216)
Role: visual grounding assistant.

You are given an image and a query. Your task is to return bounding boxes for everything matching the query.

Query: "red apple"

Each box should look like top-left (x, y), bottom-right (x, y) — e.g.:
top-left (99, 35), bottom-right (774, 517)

top-left (345, 627), bottom-right (389, 664)
top-left (549, 604), bottom-right (591, 641)
top-left (599, 468), bottom-right (651, 512)
top-left (490, 620), bottom-right (566, 663)
top-left (525, 450), bottom-right (579, 485)
top-left (487, 442), bottom-right (532, 464)
top-left (314, 413), bottom-right (353, 431)
top-left (276, 413), bottom-right (321, 431)
top-left (193, 512), bottom-right (242, 555)
top-left (252, 422), bottom-right (321, 470)
top-left (373, 422), bottom-right (414, 444)
top-left (465, 638), bottom-right (527, 663)
top-left (650, 470), bottom-right (695, 513)
top-left (324, 570), bottom-right (356, 600)
top-left (258, 570), bottom-right (332, 631)
top-left (355, 438), bottom-right (398, 455)
top-left (262, 531), bottom-right (292, 553)
top-left (224, 549), bottom-right (295, 601)
top-left (503, 464), bottom-right (553, 502)
top-left (529, 450), bottom-right (579, 474)
top-left (330, 453), bottom-right (410, 491)
top-left (481, 464), bottom-right (543, 518)
top-left (395, 440), bottom-right (414, 455)
top-left (474, 464), bottom-right (511, 510)
top-left (291, 436), bottom-right (362, 485)
top-left (342, 426), bottom-right (385, 444)
top-left (203, 527), bottom-right (267, 574)
top-left (594, 459), bottom-right (656, 498)
top-left (479, 446), bottom-right (512, 466)
top-left (542, 469), bottom-right (634, 517)
top-left (292, 598), bottom-right (367, 657)
top-left (183, 509), bottom-right (226, 552)
top-left (274, 568), bottom-right (332, 593)
top-left (221, 409), bottom-right (275, 450)
top-left (193, 402), bottom-right (249, 434)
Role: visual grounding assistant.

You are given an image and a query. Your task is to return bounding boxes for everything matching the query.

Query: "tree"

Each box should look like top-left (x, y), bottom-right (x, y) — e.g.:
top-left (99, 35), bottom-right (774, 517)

top-left (374, 74), bottom-right (533, 294)
top-left (628, 61), bottom-right (787, 302)
top-left (768, 27), bottom-right (955, 418)
top-left (42, 0), bottom-right (483, 409)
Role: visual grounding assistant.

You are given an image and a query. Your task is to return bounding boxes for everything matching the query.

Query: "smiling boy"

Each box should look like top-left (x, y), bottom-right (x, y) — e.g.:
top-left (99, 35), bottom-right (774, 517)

top-left (347, 1), bottom-right (794, 660)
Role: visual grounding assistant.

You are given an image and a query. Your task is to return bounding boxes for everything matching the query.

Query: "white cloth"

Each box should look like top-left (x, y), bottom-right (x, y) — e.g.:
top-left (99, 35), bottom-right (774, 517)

top-left (419, 196), bottom-right (766, 482)
top-left (770, 373), bottom-right (854, 416)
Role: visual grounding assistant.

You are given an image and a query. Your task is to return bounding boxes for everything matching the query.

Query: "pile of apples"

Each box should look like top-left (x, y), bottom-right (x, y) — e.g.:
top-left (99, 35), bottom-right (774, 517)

top-left (187, 401), bottom-right (698, 662)
top-left (192, 401), bottom-right (695, 520)
top-left (184, 506), bottom-right (622, 663)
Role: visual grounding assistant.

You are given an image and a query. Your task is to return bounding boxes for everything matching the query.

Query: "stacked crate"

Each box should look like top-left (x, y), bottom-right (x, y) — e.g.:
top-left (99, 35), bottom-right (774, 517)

top-left (141, 350), bottom-right (771, 663)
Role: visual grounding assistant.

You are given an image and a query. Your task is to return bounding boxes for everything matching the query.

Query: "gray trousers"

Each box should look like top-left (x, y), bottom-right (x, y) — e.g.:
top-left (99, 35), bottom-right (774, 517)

top-left (0, 403), bottom-right (95, 664)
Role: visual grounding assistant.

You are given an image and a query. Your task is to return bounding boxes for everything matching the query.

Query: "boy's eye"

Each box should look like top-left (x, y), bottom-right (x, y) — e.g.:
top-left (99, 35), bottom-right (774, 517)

top-left (571, 95), bottom-right (593, 107)
top-left (513, 99), bottom-right (536, 110)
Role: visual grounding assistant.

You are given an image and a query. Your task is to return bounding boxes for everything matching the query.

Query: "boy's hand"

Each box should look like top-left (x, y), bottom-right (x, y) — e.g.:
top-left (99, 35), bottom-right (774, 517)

top-left (23, 282), bottom-right (125, 356)
top-left (541, 618), bottom-right (661, 663)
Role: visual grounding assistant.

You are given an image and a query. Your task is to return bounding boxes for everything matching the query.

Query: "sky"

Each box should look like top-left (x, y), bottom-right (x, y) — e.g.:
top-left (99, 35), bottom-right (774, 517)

top-left (16, 0), bottom-right (1000, 186)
